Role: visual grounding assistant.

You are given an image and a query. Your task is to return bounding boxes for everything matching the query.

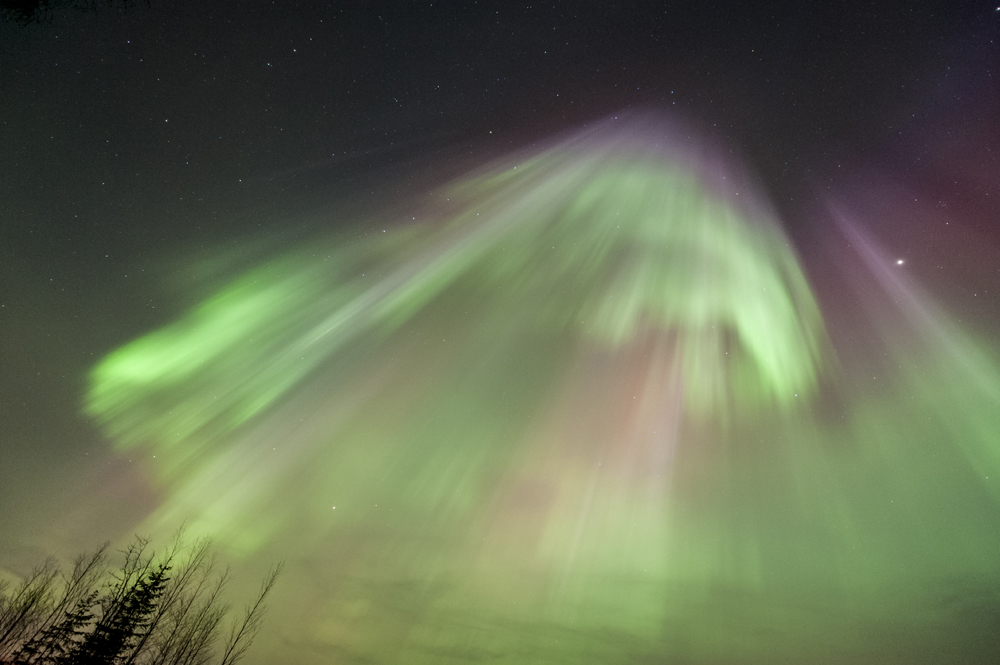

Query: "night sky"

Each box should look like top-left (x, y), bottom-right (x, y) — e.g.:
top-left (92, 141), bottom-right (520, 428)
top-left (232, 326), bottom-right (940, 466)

top-left (3, 2), bottom-right (1000, 664)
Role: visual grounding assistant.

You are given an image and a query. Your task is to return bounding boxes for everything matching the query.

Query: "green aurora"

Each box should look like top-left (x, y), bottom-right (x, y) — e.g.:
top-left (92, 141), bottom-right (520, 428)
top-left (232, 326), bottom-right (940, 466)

top-left (81, 122), bottom-right (1000, 664)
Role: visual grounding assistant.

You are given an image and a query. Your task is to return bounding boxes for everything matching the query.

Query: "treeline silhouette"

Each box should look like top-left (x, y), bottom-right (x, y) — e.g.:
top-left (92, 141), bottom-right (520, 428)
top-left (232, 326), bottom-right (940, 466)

top-left (0, 534), bottom-right (281, 665)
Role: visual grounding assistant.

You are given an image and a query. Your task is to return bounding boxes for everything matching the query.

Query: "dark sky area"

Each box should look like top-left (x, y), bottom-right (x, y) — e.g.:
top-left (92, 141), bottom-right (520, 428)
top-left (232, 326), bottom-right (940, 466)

top-left (1, 0), bottom-right (993, 346)
top-left (2, 2), bottom-right (1000, 664)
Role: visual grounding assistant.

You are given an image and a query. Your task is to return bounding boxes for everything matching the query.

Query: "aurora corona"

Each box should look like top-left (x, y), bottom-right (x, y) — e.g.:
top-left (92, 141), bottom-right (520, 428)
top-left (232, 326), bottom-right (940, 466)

top-left (87, 118), bottom-right (827, 455)
top-left (78, 117), bottom-right (1000, 664)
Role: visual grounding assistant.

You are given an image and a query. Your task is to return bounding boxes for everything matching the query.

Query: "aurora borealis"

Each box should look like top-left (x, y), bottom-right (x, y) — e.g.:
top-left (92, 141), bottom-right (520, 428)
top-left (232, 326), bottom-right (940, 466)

top-left (67, 117), bottom-right (1000, 663)
top-left (3, 3), bottom-right (1000, 664)
top-left (86, 119), bottom-right (828, 456)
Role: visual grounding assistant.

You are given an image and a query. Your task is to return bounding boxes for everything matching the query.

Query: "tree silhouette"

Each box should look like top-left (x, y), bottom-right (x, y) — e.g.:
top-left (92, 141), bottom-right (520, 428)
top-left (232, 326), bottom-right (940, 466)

top-left (0, 533), bottom-right (280, 665)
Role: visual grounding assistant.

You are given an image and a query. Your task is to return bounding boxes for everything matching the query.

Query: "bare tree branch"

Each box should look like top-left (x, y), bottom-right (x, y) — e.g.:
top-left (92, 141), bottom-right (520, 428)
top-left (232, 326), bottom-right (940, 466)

top-left (217, 563), bottom-right (282, 665)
